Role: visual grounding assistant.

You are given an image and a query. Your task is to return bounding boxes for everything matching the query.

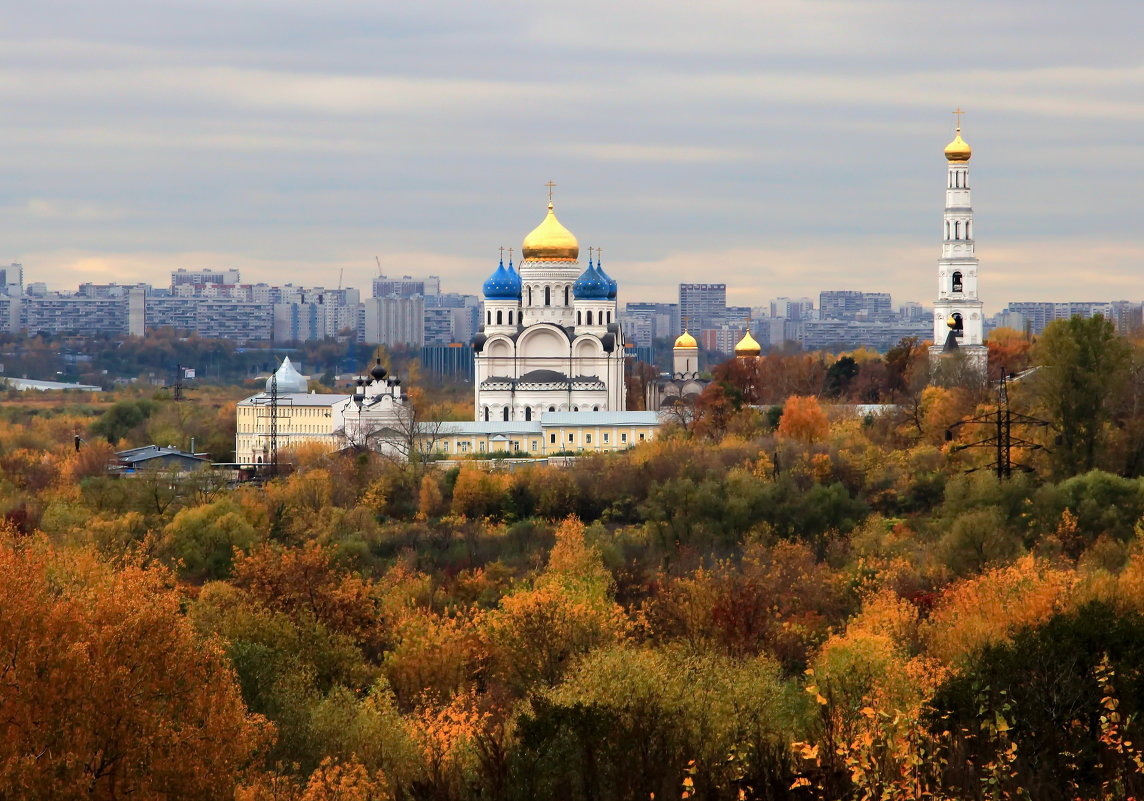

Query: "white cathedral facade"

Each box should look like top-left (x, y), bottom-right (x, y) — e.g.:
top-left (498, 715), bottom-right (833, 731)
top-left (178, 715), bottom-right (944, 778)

top-left (471, 197), bottom-right (627, 421)
top-left (930, 118), bottom-right (988, 372)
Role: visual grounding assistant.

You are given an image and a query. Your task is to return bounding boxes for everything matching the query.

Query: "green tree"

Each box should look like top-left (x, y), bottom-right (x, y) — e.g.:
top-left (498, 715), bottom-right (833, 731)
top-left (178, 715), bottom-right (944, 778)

top-left (1034, 315), bottom-right (1132, 476)
top-left (90, 398), bottom-right (159, 444)
top-left (823, 356), bottom-right (860, 398)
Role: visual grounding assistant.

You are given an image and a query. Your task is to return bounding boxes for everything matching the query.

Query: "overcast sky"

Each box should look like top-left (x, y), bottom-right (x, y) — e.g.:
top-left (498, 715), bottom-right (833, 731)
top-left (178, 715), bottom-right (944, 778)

top-left (3, 0), bottom-right (1142, 312)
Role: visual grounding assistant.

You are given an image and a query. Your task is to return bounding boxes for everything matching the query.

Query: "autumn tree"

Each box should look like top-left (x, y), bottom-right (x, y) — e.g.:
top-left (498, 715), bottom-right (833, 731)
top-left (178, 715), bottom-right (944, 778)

top-left (985, 325), bottom-right (1033, 380)
top-left (0, 536), bottom-right (268, 800)
top-left (777, 394), bottom-right (829, 444)
top-left (482, 517), bottom-right (628, 692)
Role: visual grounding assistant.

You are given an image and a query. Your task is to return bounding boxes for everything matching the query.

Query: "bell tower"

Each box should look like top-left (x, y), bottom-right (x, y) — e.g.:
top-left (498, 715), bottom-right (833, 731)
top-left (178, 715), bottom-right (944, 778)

top-left (930, 110), bottom-right (987, 375)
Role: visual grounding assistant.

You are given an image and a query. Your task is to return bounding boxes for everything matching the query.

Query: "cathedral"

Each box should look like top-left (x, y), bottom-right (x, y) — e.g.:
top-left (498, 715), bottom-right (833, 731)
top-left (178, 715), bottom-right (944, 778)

top-left (471, 193), bottom-right (627, 421)
top-left (930, 115), bottom-right (988, 373)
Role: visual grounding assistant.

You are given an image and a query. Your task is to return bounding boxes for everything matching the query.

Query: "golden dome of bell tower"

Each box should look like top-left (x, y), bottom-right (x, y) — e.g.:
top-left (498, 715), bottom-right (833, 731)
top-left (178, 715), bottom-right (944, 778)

top-left (944, 108), bottom-right (972, 162)
top-left (733, 325), bottom-right (761, 358)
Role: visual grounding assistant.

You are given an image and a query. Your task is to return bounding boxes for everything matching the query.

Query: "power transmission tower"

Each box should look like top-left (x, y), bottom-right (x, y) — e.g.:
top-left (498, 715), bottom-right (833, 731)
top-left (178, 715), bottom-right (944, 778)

top-left (268, 370), bottom-right (278, 477)
top-left (945, 371), bottom-right (1051, 479)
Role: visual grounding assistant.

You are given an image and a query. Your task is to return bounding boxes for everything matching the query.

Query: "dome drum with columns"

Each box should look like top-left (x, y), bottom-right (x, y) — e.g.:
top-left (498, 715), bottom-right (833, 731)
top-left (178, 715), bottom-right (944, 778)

top-left (472, 191), bottom-right (626, 422)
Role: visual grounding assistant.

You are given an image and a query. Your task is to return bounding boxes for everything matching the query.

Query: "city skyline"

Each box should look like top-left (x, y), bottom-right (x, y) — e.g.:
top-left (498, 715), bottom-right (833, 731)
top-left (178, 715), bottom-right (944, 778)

top-left (3, 1), bottom-right (1142, 312)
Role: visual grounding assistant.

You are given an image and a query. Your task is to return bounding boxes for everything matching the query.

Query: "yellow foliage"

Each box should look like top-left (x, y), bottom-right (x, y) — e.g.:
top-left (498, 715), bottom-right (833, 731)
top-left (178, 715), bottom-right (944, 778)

top-left (846, 589), bottom-right (921, 654)
top-left (484, 583), bottom-right (629, 690)
top-left (385, 609), bottom-right (485, 705)
top-left (416, 473), bottom-right (444, 520)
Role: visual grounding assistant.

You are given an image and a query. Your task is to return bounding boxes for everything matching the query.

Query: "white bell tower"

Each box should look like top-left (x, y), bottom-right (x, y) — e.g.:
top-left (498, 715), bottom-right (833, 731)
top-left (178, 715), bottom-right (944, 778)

top-left (930, 110), bottom-right (987, 374)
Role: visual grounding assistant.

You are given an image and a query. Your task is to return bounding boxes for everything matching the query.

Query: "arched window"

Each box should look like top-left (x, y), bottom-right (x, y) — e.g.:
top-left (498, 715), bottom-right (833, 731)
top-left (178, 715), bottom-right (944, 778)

top-left (525, 407), bottom-right (532, 421)
top-left (503, 407), bottom-right (509, 421)
top-left (593, 405), bottom-right (599, 411)
top-left (952, 271), bottom-right (963, 293)
top-left (548, 405), bottom-right (555, 412)
top-left (564, 286), bottom-right (570, 305)
top-left (508, 310), bottom-right (513, 325)
top-left (577, 311), bottom-right (582, 325)
top-left (586, 310), bottom-right (593, 325)
top-left (483, 406), bottom-right (489, 422)
top-left (945, 221), bottom-right (950, 239)
top-left (527, 287), bottom-right (532, 305)
top-left (573, 406), bottom-right (579, 412)
top-left (544, 286), bottom-right (551, 306)
top-left (607, 311), bottom-right (611, 323)
top-left (496, 310), bottom-right (503, 325)
top-left (487, 311), bottom-right (491, 324)
top-left (966, 221), bottom-right (972, 239)
top-left (954, 221), bottom-right (960, 239)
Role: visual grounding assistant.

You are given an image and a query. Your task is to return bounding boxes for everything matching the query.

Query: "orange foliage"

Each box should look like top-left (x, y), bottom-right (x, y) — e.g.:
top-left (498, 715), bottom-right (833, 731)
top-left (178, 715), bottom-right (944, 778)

top-left (233, 541), bottom-right (379, 647)
top-left (0, 536), bottom-right (268, 799)
top-left (301, 757), bottom-right (392, 801)
top-left (985, 326), bottom-right (1032, 379)
top-left (922, 555), bottom-right (1076, 667)
top-left (777, 394), bottom-right (829, 444)
top-left (409, 688), bottom-right (489, 788)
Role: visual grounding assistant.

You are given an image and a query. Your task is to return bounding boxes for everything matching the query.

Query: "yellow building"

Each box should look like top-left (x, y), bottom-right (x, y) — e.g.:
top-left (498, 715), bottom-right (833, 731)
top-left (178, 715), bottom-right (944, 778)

top-left (426, 411), bottom-right (661, 458)
top-left (235, 392), bottom-right (350, 465)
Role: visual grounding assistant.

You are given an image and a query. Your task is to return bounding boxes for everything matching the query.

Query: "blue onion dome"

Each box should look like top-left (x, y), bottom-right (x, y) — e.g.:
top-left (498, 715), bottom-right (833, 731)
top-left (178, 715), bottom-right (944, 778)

top-left (573, 254), bottom-right (609, 300)
top-left (597, 253), bottom-right (618, 300)
top-left (505, 256), bottom-right (522, 298)
top-left (483, 255), bottom-right (518, 300)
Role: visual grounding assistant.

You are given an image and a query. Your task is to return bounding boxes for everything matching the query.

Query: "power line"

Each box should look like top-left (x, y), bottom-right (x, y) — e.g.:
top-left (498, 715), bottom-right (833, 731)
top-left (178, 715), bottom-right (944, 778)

top-left (945, 371), bottom-right (1052, 479)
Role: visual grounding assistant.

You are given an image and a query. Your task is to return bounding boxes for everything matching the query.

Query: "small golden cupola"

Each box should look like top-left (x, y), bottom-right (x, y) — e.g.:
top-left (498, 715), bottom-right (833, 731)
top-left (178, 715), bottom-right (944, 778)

top-left (673, 330), bottom-right (698, 350)
top-left (944, 126), bottom-right (972, 162)
top-left (522, 202), bottom-right (579, 261)
top-left (734, 327), bottom-right (762, 358)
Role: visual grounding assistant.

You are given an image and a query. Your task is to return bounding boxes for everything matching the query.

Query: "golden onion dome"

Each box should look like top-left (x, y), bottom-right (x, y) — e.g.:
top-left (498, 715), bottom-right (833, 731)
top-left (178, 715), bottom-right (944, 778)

top-left (947, 314), bottom-right (958, 329)
top-left (522, 202), bottom-right (579, 260)
top-left (734, 328), bottom-right (762, 357)
top-left (673, 330), bottom-right (698, 350)
top-left (945, 128), bottom-right (972, 162)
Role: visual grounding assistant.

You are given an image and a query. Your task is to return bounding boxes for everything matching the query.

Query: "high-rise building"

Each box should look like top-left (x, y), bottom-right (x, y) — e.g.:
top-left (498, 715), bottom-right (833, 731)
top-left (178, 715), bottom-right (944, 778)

top-left (171, 268), bottom-right (241, 287)
top-left (929, 115), bottom-right (987, 372)
top-left (819, 291), bottom-right (894, 322)
top-left (0, 263), bottom-right (23, 296)
top-left (373, 275), bottom-right (431, 299)
top-left (679, 283), bottom-right (726, 332)
top-left (622, 302), bottom-right (679, 346)
top-left (770, 297), bottom-right (814, 320)
top-left (359, 296), bottom-right (425, 346)
top-left (1001, 301), bottom-right (1142, 336)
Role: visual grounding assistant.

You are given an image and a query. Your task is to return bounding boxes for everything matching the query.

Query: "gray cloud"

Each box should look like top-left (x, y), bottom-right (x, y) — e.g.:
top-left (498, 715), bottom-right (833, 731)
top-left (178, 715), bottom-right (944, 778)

top-left (2, 0), bottom-right (1142, 312)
